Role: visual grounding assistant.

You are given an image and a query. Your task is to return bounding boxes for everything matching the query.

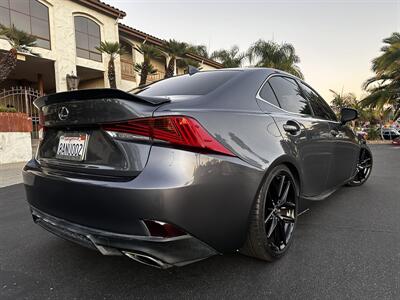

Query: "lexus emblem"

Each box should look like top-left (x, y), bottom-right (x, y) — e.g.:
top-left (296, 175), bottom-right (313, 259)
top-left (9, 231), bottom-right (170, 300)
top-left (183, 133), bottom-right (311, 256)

top-left (58, 106), bottom-right (69, 121)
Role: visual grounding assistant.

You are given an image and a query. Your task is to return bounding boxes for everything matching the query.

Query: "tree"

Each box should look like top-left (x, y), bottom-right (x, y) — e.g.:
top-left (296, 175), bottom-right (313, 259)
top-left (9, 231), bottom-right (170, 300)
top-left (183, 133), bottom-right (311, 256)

top-left (134, 62), bottom-right (158, 85)
top-left (247, 39), bottom-right (303, 78)
top-left (210, 45), bottom-right (246, 68)
top-left (96, 41), bottom-right (125, 88)
top-left (0, 25), bottom-right (37, 83)
top-left (329, 89), bottom-right (353, 115)
top-left (163, 39), bottom-right (189, 78)
top-left (362, 32), bottom-right (400, 120)
top-left (133, 43), bottom-right (162, 86)
top-left (187, 44), bottom-right (209, 58)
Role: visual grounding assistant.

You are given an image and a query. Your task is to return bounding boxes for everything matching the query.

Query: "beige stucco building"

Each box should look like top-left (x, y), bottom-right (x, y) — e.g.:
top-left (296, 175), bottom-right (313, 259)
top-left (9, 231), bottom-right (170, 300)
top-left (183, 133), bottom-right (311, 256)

top-left (0, 0), bottom-right (222, 95)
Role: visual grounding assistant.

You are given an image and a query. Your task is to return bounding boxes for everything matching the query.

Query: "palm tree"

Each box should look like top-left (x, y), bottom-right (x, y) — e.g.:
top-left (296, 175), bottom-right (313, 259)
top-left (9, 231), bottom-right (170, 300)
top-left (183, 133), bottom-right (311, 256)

top-left (329, 89), bottom-right (352, 115)
top-left (247, 39), bottom-right (303, 78)
top-left (163, 39), bottom-right (189, 78)
top-left (134, 62), bottom-right (158, 85)
top-left (210, 45), bottom-right (246, 68)
top-left (361, 32), bottom-right (400, 120)
top-left (176, 58), bottom-right (201, 72)
top-left (133, 43), bottom-right (162, 86)
top-left (187, 44), bottom-right (209, 58)
top-left (96, 41), bottom-right (125, 88)
top-left (0, 25), bottom-right (37, 83)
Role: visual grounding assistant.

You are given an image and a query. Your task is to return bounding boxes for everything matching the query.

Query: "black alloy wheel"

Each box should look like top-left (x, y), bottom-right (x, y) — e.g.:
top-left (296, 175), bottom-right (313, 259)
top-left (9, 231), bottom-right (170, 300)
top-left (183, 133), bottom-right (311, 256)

top-left (347, 148), bottom-right (373, 186)
top-left (241, 165), bottom-right (298, 261)
top-left (264, 171), bottom-right (297, 253)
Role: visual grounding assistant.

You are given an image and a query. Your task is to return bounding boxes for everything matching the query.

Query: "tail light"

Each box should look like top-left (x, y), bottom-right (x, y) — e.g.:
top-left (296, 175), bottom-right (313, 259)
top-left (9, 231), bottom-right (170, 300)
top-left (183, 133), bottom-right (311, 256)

top-left (102, 116), bottom-right (235, 156)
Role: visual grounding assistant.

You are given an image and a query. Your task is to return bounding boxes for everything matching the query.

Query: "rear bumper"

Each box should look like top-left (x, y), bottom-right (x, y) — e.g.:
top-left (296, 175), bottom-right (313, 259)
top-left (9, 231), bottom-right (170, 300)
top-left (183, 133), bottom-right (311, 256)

top-left (31, 206), bottom-right (216, 268)
top-left (23, 146), bottom-right (263, 255)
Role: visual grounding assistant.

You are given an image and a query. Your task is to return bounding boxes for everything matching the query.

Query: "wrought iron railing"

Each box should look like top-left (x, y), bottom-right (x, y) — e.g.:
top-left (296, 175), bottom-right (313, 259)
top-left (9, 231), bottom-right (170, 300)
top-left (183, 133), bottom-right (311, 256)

top-left (0, 87), bottom-right (43, 139)
top-left (147, 71), bottom-right (165, 83)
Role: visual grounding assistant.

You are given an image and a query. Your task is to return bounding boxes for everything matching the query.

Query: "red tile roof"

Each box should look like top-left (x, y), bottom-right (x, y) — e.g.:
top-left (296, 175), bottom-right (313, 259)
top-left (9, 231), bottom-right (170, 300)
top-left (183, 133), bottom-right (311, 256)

top-left (73, 0), bottom-right (126, 18)
top-left (118, 23), bottom-right (223, 69)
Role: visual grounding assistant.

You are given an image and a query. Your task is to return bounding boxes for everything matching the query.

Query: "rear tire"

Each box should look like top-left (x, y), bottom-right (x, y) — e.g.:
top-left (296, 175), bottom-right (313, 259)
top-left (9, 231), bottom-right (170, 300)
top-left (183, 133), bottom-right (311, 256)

top-left (240, 165), bottom-right (298, 261)
top-left (347, 147), bottom-right (373, 187)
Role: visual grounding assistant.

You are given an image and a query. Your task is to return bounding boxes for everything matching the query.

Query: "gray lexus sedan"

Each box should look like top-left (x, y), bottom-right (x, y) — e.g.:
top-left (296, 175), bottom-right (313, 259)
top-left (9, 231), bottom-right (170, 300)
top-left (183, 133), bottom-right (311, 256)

top-left (23, 68), bottom-right (373, 268)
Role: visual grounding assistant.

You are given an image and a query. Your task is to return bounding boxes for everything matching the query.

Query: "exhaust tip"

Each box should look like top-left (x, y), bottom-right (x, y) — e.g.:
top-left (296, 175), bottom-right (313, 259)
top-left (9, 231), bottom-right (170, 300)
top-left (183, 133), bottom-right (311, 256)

top-left (122, 251), bottom-right (171, 269)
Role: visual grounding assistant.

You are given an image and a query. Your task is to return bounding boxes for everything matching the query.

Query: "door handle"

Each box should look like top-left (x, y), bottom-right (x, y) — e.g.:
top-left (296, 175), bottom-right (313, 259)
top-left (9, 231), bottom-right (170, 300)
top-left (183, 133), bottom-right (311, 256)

top-left (283, 120), bottom-right (302, 135)
top-left (330, 130), bottom-right (339, 137)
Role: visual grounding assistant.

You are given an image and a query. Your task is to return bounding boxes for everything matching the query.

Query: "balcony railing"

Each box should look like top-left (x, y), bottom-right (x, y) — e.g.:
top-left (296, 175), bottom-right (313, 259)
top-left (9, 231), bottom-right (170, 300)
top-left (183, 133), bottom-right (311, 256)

top-left (147, 71), bottom-right (165, 83)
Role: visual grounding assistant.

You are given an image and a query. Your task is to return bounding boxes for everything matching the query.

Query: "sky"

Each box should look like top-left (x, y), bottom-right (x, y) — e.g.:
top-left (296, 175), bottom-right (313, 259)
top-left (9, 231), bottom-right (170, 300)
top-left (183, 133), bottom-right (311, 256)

top-left (107, 0), bottom-right (400, 101)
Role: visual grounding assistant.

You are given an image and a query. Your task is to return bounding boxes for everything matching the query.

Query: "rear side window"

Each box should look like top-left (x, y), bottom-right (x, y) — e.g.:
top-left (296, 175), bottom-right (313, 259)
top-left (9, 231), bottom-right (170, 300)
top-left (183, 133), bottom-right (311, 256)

top-left (269, 76), bottom-right (312, 115)
top-left (299, 82), bottom-right (337, 121)
top-left (136, 71), bottom-right (239, 97)
top-left (259, 82), bottom-right (280, 107)
top-left (300, 83), bottom-right (337, 121)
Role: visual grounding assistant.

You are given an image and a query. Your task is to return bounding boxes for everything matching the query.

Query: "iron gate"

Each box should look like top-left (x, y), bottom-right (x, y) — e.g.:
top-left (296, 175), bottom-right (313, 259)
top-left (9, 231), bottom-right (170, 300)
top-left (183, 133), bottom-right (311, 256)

top-left (0, 87), bottom-right (43, 139)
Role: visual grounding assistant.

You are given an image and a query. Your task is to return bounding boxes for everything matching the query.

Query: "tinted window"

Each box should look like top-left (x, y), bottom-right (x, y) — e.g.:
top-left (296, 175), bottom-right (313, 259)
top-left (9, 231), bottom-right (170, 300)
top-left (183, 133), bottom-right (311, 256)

top-left (0, 0), bottom-right (50, 49)
top-left (300, 82), bottom-right (337, 121)
top-left (269, 76), bottom-right (312, 115)
top-left (136, 71), bottom-right (240, 96)
top-left (74, 16), bottom-right (101, 62)
top-left (259, 82), bottom-right (280, 107)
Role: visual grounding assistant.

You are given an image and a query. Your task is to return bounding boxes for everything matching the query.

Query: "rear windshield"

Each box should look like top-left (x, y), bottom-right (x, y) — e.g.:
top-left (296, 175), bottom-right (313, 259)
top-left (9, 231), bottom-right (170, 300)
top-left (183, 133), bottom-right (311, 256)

top-left (135, 71), bottom-right (240, 97)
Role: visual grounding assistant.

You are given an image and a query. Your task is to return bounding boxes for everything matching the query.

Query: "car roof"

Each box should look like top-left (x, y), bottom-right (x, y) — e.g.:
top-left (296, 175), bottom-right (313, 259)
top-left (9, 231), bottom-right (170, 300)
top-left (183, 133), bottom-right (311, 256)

top-left (203, 67), bottom-right (301, 79)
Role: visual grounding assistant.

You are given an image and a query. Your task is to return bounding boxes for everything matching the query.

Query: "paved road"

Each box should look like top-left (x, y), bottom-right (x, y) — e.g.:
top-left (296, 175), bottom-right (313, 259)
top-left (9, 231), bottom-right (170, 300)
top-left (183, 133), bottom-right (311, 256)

top-left (1, 145), bottom-right (399, 299)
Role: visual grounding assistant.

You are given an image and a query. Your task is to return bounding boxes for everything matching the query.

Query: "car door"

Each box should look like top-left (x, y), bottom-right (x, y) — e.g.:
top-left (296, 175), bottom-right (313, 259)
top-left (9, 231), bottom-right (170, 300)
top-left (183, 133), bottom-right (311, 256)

top-left (261, 76), bottom-right (333, 197)
top-left (329, 119), bottom-right (359, 186)
top-left (299, 81), bottom-right (358, 188)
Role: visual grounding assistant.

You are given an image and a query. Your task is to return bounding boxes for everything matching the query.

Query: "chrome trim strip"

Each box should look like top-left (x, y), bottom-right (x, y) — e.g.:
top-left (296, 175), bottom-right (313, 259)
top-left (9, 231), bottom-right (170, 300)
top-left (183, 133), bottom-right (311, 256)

top-left (255, 73), bottom-right (341, 124)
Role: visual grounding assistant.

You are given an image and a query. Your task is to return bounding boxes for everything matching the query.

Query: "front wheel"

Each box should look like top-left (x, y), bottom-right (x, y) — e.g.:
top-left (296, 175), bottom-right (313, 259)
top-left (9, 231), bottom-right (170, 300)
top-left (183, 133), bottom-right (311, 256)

top-left (241, 165), bottom-right (298, 261)
top-left (347, 147), bottom-right (373, 186)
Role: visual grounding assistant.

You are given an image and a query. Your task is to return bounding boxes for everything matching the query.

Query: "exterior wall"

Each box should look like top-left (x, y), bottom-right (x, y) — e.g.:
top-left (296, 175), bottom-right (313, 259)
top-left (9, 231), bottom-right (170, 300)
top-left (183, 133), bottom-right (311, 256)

top-left (0, 132), bottom-right (32, 164)
top-left (79, 77), bottom-right (105, 89)
top-left (0, 112), bottom-right (33, 164)
top-left (149, 57), bottom-right (166, 81)
top-left (0, 0), bottom-right (121, 92)
top-left (200, 63), bottom-right (218, 71)
top-left (0, 0), bottom-right (221, 94)
top-left (119, 37), bottom-right (138, 91)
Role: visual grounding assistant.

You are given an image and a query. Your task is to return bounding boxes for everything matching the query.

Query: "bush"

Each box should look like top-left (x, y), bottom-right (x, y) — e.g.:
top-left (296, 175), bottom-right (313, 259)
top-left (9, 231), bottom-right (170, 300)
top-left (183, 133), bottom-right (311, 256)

top-left (367, 127), bottom-right (380, 140)
top-left (0, 106), bottom-right (17, 113)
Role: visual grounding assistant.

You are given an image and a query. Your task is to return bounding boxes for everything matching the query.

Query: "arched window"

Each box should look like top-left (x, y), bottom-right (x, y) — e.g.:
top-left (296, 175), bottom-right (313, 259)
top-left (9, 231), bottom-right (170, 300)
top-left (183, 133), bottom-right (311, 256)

top-left (74, 16), bottom-right (101, 62)
top-left (0, 0), bottom-right (50, 49)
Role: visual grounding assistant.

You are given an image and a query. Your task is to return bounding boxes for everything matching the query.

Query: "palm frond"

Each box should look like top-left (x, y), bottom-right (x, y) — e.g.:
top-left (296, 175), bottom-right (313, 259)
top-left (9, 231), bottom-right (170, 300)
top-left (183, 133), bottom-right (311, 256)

top-left (247, 39), bottom-right (303, 78)
top-left (0, 25), bottom-right (37, 52)
top-left (133, 43), bottom-right (163, 61)
top-left (96, 41), bottom-right (126, 58)
top-left (163, 39), bottom-right (188, 59)
top-left (210, 45), bottom-right (245, 68)
top-left (362, 32), bottom-right (400, 116)
top-left (134, 62), bottom-right (157, 75)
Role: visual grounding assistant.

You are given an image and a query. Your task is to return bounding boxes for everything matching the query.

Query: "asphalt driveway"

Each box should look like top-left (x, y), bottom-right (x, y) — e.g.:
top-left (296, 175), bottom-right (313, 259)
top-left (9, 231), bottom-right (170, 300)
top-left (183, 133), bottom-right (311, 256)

top-left (0, 144), bottom-right (399, 299)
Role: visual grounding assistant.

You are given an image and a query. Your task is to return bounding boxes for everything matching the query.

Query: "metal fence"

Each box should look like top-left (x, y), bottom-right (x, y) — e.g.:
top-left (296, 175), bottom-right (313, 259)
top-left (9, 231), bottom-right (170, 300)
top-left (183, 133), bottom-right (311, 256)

top-left (0, 87), bottom-right (42, 139)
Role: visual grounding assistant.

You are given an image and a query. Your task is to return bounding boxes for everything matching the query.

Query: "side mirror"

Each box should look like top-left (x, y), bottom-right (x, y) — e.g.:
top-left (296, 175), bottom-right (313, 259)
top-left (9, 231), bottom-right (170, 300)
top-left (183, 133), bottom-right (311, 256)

top-left (340, 108), bottom-right (358, 124)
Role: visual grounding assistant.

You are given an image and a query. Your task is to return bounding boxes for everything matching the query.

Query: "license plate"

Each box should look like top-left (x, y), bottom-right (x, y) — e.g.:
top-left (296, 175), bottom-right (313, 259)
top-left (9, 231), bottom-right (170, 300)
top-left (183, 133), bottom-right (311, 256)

top-left (56, 133), bottom-right (89, 161)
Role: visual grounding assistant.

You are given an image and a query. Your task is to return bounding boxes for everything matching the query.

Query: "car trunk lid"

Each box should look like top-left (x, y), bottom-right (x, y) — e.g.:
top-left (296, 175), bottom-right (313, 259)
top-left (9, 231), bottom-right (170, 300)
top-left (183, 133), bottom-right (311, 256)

top-left (35, 89), bottom-right (170, 179)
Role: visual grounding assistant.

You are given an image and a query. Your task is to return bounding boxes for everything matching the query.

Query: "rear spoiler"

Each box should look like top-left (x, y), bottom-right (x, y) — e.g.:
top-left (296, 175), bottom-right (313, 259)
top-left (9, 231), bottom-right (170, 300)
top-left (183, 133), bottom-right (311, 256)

top-left (34, 88), bottom-right (171, 109)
